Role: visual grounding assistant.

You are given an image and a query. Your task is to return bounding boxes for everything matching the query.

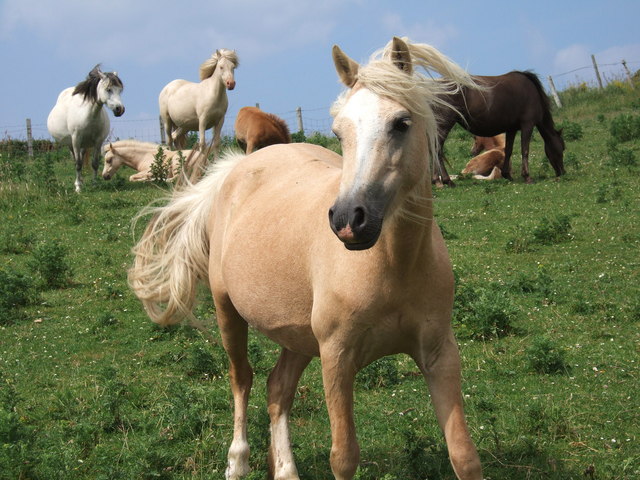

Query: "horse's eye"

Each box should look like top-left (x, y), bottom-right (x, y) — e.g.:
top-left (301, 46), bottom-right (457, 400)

top-left (392, 117), bottom-right (411, 133)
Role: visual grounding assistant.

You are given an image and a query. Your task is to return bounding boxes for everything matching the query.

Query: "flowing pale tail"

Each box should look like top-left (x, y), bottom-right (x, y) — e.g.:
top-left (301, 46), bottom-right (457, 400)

top-left (128, 151), bottom-right (243, 326)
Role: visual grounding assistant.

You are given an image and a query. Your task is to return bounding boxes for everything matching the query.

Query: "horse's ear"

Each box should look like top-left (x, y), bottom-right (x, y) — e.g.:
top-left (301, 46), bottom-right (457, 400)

top-left (390, 36), bottom-right (413, 75)
top-left (332, 45), bottom-right (359, 88)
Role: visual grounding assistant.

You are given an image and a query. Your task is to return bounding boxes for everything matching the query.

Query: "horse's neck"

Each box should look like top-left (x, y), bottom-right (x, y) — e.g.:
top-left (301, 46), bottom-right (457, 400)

top-left (202, 70), bottom-right (226, 97)
top-left (116, 145), bottom-right (155, 167)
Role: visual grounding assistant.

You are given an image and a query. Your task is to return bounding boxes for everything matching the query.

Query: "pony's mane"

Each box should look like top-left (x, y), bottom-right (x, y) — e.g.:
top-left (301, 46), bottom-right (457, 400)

top-left (73, 64), bottom-right (123, 102)
top-left (331, 37), bottom-right (480, 173)
top-left (199, 49), bottom-right (239, 80)
top-left (265, 112), bottom-right (291, 140)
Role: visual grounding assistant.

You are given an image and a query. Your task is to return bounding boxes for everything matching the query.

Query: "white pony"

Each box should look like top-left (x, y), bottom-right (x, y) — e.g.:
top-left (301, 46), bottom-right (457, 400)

top-left (102, 140), bottom-right (204, 182)
top-left (159, 49), bottom-right (238, 155)
top-left (47, 65), bottom-right (125, 192)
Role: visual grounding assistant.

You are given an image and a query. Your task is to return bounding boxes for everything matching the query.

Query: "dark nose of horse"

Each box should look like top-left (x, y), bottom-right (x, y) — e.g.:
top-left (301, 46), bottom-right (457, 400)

top-left (227, 80), bottom-right (236, 90)
top-left (114, 106), bottom-right (125, 117)
top-left (328, 203), bottom-right (378, 250)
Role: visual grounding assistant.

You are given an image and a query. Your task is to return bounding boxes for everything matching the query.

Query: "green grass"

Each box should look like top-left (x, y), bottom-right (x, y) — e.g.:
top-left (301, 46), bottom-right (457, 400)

top-left (1, 82), bottom-right (639, 479)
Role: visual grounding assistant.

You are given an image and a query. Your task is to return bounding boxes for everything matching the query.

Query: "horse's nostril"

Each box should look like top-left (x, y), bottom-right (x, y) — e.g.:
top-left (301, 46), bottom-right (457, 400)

top-left (352, 206), bottom-right (366, 231)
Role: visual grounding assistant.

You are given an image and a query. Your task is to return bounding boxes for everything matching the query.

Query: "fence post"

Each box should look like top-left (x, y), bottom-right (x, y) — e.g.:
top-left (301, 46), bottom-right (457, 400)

top-left (159, 116), bottom-right (166, 144)
top-left (591, 54), bottom-right (604, 89)
top-left (622, 60), bottom-right (635, 88)
top-left (255, 102), bottom-right (260, 109)
top-left (26, 118), bottom-right (34, 158)
top-left (547, 76), bottom-right (562, 108)
top-left (296, 106), bottom-right (304, 134)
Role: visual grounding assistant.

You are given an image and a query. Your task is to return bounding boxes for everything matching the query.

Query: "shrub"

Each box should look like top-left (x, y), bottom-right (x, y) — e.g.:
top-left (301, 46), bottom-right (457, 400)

top-left (531, 214), bottom-right (573, 245)
top-left (150, 146), bottom-right (170, 183)
top-left (0, 269), bottom-right (36, 325)
top-left (454, 283), bottom-right (517, 340)
top-left (357, 357), bottom-right (400, 389)
top-left (610, 113), bottom-right (640, 142)
top-left (525, 336), bottom-right (568, 374)
top-left (608, 146), bottom-right (637, 167)
top-left (558, 121), bottom-right (583, 141)
top-left (27, 240), bottom-right (73, 288)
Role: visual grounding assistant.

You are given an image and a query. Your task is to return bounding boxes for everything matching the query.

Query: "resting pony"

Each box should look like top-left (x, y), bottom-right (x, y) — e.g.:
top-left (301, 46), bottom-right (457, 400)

top-left (47, 65), bottom-right (124, 192)
top-left (234, 106), bottom-right (291, 153)
top-left (460, 134), bottom-right (506, 176)
top-left (433, 70), bottom-right (565, 185)
top-left (129, 37), bottom-right (483, 480)
top-left (159, 49), bottom-right (238, 155)
top-left (102, 140), bottom-right (204, 182)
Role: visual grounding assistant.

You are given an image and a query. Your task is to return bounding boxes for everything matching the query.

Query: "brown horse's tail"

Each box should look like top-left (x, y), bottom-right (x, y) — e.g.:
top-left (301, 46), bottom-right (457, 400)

top-left (128, 151), bottom-right (243, 326)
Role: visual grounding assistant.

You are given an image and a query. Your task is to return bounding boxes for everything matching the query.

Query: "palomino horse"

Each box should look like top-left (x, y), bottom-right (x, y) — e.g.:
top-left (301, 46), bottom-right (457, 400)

top-left (433, 70), bottom-right (565, 185)
top-left (129, 37), bottom-right (483, 480)
top-left (159, 49), bottom-right (238, 154)
top-left (47, 65), bottom-right (125, 192)
top-left (234, 106), bottom-right (291, 153)
top-left (102, 140), bottom-right (204, 182)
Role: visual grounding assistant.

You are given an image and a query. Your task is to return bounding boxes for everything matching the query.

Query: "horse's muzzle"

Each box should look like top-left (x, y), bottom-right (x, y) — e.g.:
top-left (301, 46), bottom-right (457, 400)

top-left (328, 201), bottom-right (383, 251)
top-left (113, 106), bottom-right (125, 117)
top-left (226, 80), bottom-right (236, 90)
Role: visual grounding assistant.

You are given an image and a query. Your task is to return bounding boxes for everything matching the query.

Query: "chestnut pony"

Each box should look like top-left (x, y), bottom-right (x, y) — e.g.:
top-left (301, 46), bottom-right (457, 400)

top-left (234, 106), bottom-right (291, 153)
top-left (130, 37), bottom-right (483, 480)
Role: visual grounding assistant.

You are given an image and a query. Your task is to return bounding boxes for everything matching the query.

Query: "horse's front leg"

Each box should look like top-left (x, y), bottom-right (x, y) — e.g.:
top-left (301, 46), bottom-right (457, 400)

top-left (519, 124), bottom-right (534, 184)
top-left (415, 331), bottom-right (482, 480)
top-left (70, 143), bottom-right (84, 192)
top-left (267, 349), bottom-right (312, 480)
top-left (211, 119), bottom-right (224, 159)
top-left (501, 130), bottom-right (516, 181)
top-left (91, 147), bottom-right (101, 181)
top-left (319, 344), bottom-right (359, 480)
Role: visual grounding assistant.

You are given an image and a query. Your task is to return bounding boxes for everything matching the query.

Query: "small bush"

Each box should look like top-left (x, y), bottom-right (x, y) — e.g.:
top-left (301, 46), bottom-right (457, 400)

top-left (0, 269), bottom-right (36, 325)
top-left (27, 240), bottom-right (73, 288)
top-left (531, 214), bottom-right (573, 245)
top-left (150, 146), bottom-right (170, 183)
top-left (357, 357), bottom-right (400, 390)
top-left (608, 146), bottom-right (637, 167)
top-left (525, 336), bottom-right (568, 374)
top-left (559, 121), bottom-right (583, 141)
top-left (610, 113), bottom-right (640, 142)
top-left (454, 283), bottom-right (517, 340)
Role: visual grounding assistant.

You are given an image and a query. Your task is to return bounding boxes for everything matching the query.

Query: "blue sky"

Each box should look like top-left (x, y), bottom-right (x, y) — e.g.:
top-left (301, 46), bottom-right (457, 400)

top-left (2, 0), bottom-right (639, 142)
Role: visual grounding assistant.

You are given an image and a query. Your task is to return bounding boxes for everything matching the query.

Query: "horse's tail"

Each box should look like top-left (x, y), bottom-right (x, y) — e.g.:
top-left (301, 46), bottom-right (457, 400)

top-left (128, 151), bottom-right (243, 326)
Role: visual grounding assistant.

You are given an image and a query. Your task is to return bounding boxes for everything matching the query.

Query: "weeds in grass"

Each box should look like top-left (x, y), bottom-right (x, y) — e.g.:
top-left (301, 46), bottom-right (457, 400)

top-left (610, 113), bottom-right (640, 142)
top-left (559, 120), bottom-right (583, 141)
top-left (454, 282), bottom-right (517, 340)
top-left (506, 214), bottom-right (574, 252)
top-left (525, 336), bottom-right (569, 374)
top-left (27, 240), bottom-right (73, 288)
top-left (0, 269), bottom-right (36, 325)
top-left (150, 145), bottom-right (171, 183)
top-left (357, 357), bottom-right (400, 390)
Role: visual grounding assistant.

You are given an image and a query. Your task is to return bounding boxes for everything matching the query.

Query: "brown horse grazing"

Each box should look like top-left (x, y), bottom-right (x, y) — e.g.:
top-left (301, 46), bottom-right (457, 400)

top-left (460, 134), bottom-right (506, 176)
top-left (234, 106), bottom-right (291, 153)
top-left (433, 71), bottom-right (565, 185)
top-left (129, 37), bottom-right (482, 480)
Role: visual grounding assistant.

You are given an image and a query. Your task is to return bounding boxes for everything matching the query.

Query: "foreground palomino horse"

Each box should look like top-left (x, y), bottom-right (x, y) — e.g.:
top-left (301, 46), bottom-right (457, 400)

top-left (47, 65), bottom-right (125, 192)
top-left (130, 37), bottom-right (483, 480)
top-left (102, 140), bottom-right (204, 182)
top-left (159, 49), bottom-right (238, 154)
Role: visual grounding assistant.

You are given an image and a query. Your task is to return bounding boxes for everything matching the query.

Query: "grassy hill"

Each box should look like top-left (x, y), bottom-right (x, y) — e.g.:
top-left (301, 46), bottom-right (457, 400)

top-left (1, 81), bottom-right (638, 479)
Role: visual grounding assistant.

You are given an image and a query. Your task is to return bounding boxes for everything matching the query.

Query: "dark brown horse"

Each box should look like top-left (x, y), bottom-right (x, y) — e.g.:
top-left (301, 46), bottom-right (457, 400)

top-left (434, 71), bottom-right (565, 185)
top-left (234, 106), bottom-right (291, 154)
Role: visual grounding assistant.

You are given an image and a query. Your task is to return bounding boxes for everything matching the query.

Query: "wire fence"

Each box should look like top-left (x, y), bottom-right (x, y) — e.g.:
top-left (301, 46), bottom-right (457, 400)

top-left (2, 57), bottom-right (638, 149)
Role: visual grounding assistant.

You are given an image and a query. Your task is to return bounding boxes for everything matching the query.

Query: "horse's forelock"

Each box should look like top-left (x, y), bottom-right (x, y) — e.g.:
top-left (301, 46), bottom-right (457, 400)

top-left (200, 49), bottom-right (239, 80)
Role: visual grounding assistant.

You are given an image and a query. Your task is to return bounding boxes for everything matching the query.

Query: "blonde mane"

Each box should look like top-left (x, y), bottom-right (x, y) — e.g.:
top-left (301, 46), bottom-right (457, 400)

top-left (199, 48), bottom-right (239, 80)
top-left (331, 37), bottom-right (480, 172)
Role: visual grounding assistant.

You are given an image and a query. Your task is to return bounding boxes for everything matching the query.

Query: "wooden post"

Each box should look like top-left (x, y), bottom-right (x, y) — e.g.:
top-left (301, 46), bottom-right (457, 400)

top-left (622, 60), bottom-right (635, 88)
top-left (255, 102), bottom-right (260, 109)
top-left (591, 54), bottom-right (603, 89)
top-left (547, 76), bottom-right (562, 108)
top-left (296, 106), bottom-right (304, 134)
top-left (26, 118), bottom-right (34, 158)
top-left (159, 116), bottom-right (166, 144)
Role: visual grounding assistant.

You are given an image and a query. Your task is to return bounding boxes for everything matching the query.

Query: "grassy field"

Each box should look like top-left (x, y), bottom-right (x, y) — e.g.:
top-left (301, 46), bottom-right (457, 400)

top-left (1, 82), bottom-right (639, 479)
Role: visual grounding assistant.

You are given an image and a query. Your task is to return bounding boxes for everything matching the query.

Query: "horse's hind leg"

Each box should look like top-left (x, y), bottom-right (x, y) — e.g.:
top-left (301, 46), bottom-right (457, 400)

top-left (267, 349), bottom-right (312, 480)
top-left (519, 124), bottom-right (535, 184)
top-left (216, 298), bottom-right (253, 480)
top-left (91, 147), bottom-right (101, 181)
top-left (415, 331), bottom-right (482, 480)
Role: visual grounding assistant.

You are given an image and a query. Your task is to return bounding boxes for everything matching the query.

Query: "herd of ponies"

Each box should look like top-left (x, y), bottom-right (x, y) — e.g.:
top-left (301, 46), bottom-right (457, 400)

top-left (45, 37), bottom-right (568, 479)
